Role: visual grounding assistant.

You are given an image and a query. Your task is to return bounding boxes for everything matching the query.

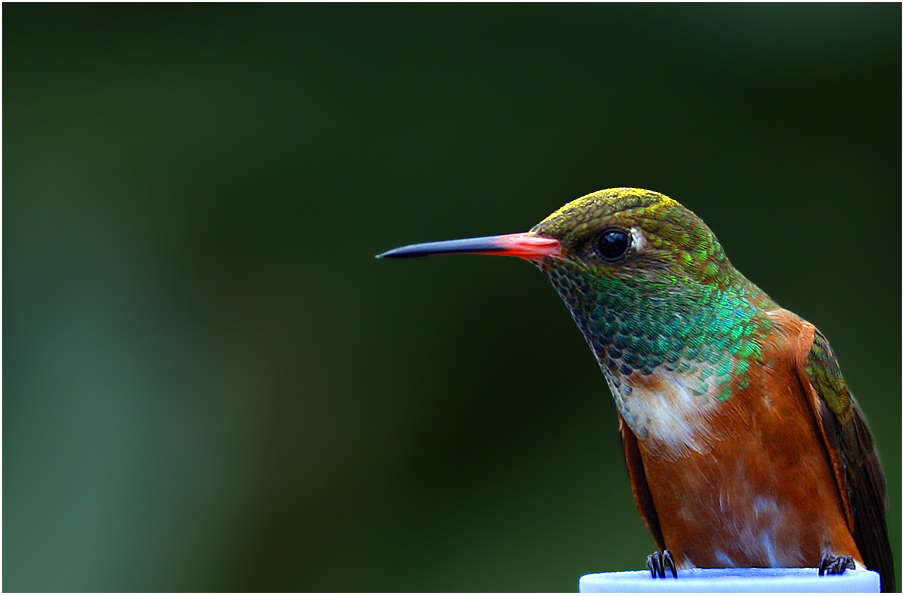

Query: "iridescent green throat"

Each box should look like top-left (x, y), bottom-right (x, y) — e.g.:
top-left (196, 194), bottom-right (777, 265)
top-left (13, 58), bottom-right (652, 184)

top-left (539, 256), bottom-right (777, 404)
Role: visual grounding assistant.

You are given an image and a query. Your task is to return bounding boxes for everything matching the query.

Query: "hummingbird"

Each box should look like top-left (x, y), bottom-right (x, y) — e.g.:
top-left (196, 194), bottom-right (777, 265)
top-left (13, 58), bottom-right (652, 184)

top-left (377, 188), bottom-right (894, 591)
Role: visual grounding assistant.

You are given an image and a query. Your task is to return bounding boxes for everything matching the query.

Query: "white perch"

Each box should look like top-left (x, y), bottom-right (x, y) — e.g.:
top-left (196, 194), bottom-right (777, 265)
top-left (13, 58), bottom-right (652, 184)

top-left (579, 567), bottom-right (880, 592)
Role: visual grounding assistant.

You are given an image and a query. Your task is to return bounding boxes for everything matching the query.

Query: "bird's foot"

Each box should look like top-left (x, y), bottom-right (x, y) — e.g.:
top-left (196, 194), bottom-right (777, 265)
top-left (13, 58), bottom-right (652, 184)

top-left (646, 549), bottom-right (677, 579)
top-left (818, 553), bottom-right (855, 576)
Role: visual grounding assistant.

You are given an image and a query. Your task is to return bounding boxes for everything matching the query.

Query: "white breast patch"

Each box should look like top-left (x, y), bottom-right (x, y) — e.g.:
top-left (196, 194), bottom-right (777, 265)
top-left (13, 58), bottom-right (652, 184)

top-left (608, 366), bottom-right (735, 461)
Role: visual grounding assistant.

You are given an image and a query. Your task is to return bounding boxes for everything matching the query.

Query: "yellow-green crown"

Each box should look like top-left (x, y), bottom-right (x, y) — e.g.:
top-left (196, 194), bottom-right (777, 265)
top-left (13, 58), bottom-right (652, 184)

top-left (531, 188), bottom-right (739, 289)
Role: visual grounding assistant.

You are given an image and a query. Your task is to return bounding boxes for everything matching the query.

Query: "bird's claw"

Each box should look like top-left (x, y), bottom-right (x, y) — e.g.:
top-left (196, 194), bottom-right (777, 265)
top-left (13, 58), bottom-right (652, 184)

top-left (647, 549), bottom-right (677, 579)
top-left (818, 553), bottom-right (855, 576)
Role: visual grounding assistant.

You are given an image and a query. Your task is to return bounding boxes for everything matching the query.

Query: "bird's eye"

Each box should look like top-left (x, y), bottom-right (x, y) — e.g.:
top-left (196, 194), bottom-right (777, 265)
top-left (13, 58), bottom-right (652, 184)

top-left (597, 229), bottom-right (631, 260)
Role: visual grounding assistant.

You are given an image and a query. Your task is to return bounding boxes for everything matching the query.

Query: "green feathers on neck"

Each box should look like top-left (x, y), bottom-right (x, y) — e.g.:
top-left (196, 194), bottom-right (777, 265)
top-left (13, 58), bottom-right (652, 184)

top-left (531, 188), bottom-right (777, 401)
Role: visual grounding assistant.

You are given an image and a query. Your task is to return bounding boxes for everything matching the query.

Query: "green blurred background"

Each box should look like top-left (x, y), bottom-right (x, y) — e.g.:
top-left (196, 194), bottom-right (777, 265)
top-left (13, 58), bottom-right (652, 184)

top-left (4, 3), bottom-right (901, 592)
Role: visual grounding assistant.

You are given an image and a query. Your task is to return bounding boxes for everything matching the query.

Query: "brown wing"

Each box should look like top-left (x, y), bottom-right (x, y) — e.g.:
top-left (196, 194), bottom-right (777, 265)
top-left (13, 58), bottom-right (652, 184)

top-left (795, 324), bottom-right (895, 592)
top-left (618, 413), bottom-right (665, 552)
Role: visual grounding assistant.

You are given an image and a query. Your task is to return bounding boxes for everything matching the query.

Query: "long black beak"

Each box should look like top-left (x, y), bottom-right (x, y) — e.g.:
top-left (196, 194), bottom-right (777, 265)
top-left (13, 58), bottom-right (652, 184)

top-left (376, 232), bottom-right (562, 261)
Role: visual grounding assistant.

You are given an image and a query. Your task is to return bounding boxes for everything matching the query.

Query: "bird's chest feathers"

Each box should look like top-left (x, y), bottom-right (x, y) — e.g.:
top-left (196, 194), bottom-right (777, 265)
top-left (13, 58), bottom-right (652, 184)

top-left (606, 367), bottom-right (739, 461)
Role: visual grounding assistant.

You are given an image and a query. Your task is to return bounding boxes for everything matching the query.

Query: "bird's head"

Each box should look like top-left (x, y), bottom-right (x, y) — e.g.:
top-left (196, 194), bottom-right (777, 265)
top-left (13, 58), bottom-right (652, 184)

top-left (530, 188), bottom-right (732, 287)
top-left (378, 188), bottom-right (739, 296)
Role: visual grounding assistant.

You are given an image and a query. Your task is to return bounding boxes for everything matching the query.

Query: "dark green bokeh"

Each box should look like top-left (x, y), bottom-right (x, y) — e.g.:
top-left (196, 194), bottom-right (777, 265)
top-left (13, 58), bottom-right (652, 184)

top-left (4, 4), bottom-right (900, 592)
